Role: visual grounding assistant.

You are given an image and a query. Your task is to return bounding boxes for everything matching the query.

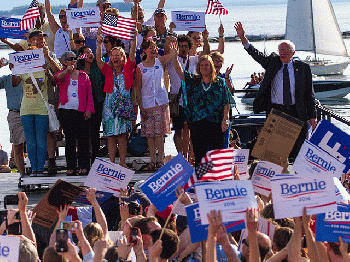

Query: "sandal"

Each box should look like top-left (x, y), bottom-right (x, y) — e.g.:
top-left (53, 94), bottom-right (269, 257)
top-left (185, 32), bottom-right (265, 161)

top-left (140, 162), bottom-right (155, 171)
top-left (155, 162), bottom-right (164, 170)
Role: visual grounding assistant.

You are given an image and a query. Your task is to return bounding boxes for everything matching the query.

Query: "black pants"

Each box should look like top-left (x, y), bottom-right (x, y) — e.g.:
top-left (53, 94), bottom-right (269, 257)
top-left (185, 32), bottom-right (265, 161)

top-left (189, 119), bottom-right (225, 167)
top-left (89, 101), bottom-right (103, 164)
top-left (59, 109), bottom-right (89, 170)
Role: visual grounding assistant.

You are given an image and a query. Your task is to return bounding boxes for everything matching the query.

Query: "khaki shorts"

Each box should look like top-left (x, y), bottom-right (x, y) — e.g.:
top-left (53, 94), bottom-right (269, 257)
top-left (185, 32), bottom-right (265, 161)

top-left (7, 111), bottom-right (26, 145)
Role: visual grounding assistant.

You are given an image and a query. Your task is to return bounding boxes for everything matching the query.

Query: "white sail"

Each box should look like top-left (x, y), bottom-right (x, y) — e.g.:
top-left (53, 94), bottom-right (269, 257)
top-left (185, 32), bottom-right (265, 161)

top-left (286, 0), bottom-right (348, 57)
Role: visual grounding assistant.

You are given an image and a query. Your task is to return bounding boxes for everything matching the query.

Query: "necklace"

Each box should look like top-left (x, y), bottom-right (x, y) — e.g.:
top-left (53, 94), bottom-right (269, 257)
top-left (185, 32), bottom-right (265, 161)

top-left (202, 81), bottom-right (211, 91)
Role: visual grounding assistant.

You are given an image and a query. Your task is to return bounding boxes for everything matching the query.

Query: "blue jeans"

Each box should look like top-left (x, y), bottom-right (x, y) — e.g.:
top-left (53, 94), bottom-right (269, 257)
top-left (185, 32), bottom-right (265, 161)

top-left (21, 115), bottom-right (49, 172)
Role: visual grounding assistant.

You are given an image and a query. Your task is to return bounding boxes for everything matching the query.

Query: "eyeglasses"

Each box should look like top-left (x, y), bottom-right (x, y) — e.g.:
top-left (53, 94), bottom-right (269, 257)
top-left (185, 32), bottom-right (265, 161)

top-left (74, 40), bottom-right (85, 44)
top-left (66, 57), bottom-right (77, 61)
top-left (59, 14), bottom-right (66, 19)
top-left (192, 37), bottom-right (201, 40)
top-left (278, 48), bottom-right (293, 53)
top-left (242, 239), bottom-right (249, 247)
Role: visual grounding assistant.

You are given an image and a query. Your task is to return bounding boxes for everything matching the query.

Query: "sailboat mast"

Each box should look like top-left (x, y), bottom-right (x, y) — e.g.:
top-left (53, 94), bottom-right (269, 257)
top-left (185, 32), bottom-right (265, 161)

top-left (310, 0), bottom-right (317, 60)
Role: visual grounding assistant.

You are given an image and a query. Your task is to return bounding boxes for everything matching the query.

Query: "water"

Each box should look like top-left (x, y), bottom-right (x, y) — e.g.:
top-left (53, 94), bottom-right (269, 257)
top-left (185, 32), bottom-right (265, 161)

top-left (0, 2), bottom-right (349, 200)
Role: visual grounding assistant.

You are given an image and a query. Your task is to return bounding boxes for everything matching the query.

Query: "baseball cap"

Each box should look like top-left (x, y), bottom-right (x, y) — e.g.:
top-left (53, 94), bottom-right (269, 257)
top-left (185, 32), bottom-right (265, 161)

top-left (96, 0), bottom-right (111, 6)
top-left (154, 8), bottom-right (166, 16)
top-left (28, 30), bottom-right (47, 39)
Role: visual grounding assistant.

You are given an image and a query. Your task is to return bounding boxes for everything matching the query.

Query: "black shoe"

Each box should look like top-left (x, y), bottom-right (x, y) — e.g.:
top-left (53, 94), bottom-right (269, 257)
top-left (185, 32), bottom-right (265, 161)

top-left (48, 158), bottom-right (57, 175)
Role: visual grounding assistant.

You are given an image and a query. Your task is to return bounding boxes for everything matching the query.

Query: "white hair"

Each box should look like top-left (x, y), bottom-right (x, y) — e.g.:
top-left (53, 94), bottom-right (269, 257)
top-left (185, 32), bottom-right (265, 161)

top-left (278, 40), bottom-right (295, 52)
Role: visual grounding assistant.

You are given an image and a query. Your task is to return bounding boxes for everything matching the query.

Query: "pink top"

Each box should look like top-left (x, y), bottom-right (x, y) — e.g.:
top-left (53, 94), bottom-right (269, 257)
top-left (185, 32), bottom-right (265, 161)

top-left (55, 70), bottom-right (95, 113)
top-left (101, 58), bottom-right (136, 94)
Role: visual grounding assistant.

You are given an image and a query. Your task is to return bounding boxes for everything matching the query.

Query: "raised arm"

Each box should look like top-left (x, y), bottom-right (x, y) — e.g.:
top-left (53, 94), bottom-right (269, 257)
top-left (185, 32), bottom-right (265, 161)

top-left (129, 31), bottom-right (137, 63)
top-left (234, 21), bottom-right (248, 45)
top-left (45, 0), bottom-right (61, 35)
top-left (206, 210), bottom-right (222, 262)
top-left (201, 27), bottom-right (210, 57)
top-left (224, 64), bottom-right (235, 92)
top-left (171, 49), bottom-right (185, 81)
top-left (96, 34), bottom-right (105, 70)
top-left (18, 193), bottom-right (36, 245)
top-left (246, 207), bottom-right (261, 262)
top-left (288, 216), bottom-right (303, 262)
top-left (217, 24), bottom-right (225, 54)
top-left (85, 188), bottom-right (109, 240)
top-left (0, 38), bottom-right (24, 52)
top-left (157, 0), bottom-right (165, 9)
top-left (49, 204), bottom-right (70, 247)
top-left (302, 208), bottom-right (319, 262)
top-left (43, 45), bottom-right (61, 74)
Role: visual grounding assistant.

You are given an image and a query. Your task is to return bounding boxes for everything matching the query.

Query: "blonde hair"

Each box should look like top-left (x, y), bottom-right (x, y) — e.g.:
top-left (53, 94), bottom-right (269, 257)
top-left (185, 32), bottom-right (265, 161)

top-left (196, 55), bottom-right (217, 83)
top-left (83, 222), bottom-right (104, 248)
top-left (108, 46), bottom-right (127, 68)
top-left (104, 7), bottom-right (120, 16)
top-left (210, 51), bottom-right (224, 62)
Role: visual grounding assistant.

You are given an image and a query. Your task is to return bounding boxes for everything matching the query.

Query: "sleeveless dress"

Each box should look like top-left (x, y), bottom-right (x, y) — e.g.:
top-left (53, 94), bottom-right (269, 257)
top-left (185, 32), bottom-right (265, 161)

top-left (102, 73), bottom-right (132, 136)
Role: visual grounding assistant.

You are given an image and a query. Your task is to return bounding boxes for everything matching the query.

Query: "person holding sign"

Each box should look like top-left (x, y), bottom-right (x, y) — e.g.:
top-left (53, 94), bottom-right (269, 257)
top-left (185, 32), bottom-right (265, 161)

top-left (12, 46), bottom-right (56, 176)
top-left (96, 32), bottom-right (137, 167)
top-left (171, 49), bottom-right (235, 166)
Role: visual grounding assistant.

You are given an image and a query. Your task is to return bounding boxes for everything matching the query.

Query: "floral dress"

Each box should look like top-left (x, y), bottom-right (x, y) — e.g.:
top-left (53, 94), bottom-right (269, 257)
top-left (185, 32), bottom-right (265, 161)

top-left (102, 73), bottom-right (132, 136)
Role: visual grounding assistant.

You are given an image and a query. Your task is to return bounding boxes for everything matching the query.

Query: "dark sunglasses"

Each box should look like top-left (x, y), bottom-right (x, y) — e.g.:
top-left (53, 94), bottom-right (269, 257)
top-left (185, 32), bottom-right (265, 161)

top-left (66, 57), bottom-right (77, 61)
top-left (242, 239), bottom-right (249, 247)
top-left (74, 40), bottom-right (85, 44)
top-left (59, 14), bottom-right (66, 19)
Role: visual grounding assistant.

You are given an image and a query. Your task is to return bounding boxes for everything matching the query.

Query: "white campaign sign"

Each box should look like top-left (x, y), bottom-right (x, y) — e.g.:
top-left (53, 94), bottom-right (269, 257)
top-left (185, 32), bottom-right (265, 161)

top-left (0, 235), bottom-right (20, 262)
top-left (271, 173), bottom-right (337, 219)
top-left (196, 180), bottom-right (257, 224)
top-left (293, 140), bottom-right (345, 178)
top-left (66, 7), bottom-right (101, 28)
top-left (233, 149), bottom-right (249, 179)
top-left (171, 11), bottom-right (205, 32)
top-left (9, 48), bottom-right (45, 75)
top-left (85, 158), bottom-right (134, 196)
top-left (251, 161), bottom-right (283, 196)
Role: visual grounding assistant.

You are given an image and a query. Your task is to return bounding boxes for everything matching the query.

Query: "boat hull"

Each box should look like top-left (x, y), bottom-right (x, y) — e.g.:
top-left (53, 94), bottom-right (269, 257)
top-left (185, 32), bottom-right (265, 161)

top-left (308, 60), bottom-right (350, 76)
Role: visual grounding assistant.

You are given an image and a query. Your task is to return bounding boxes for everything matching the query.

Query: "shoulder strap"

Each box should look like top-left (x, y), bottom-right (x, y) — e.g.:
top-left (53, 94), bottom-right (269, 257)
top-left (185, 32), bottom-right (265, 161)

top-left (29, 72), bottom-right (50, 111)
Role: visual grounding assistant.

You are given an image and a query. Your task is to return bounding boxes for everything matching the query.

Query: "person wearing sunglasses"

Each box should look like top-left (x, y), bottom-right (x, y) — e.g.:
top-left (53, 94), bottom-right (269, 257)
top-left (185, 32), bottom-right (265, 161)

top-left (102, 36), bottom-right (125, 63)
top-left (55, 51), bottom-right (95, 176)
top-left (71, 33), bottom-right (86, 55)
top-left (46, 0), bottom-right (72, 59)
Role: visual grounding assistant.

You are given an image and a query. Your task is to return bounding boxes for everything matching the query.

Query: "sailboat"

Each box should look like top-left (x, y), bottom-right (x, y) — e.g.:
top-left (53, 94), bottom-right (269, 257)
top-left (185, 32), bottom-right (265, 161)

top-left (285, 0), bottom-right (350, 76)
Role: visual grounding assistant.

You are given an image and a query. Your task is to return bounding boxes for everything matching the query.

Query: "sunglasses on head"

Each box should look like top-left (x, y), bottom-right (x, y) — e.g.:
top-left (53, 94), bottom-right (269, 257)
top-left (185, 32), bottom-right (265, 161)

top-left (66, 57), bottom-right (77, 61)
top-left (59, 14), bottom-right (66, 19)
top-left (74, 40), bottom-right (85, 44)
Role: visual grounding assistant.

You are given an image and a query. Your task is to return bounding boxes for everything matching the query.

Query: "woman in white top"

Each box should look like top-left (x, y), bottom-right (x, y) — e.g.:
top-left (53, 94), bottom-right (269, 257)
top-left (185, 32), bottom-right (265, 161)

top-left (136, 39), bottom-right (174, 171)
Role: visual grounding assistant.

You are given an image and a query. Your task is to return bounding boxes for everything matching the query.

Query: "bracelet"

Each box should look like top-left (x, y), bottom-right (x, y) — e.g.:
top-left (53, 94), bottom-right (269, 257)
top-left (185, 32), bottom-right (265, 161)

top-left (219, 35), bottom-right (224, 37)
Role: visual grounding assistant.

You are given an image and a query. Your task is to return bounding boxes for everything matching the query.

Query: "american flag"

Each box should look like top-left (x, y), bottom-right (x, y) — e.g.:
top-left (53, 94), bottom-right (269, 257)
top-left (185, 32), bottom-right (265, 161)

top-left (198, 148), bottom-right (235, 181)
top-left (20, 0), bottom-right (40, 31)
top-left (183, 171), bottom-right (197, 191)
top-left (205, 0), bottom-right (229, 15)
top-left (102, 14), bottom-right (136, 41)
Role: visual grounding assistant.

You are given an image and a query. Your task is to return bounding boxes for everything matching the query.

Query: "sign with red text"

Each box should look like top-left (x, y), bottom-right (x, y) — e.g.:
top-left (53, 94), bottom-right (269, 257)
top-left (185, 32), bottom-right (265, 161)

top-left (271, 173), bottom-right (336, 219)
top-left (251, 161), bottom-right (283, 196)
top-left (9, 48), bottom-right (45, 75)
top-left (195, 180), bottom-right (257, 224)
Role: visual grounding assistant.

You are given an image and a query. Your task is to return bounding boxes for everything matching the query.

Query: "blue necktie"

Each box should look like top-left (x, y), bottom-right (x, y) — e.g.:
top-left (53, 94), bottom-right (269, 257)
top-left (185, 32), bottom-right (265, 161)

top-left (283, 64), bottom-right (292, 105)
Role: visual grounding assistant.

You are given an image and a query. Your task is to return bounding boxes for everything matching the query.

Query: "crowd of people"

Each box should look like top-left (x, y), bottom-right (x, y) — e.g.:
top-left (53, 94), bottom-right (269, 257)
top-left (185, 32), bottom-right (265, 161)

top-left (0, 0), bottom-right (234, 177)
top-left (1, 0), bottom-right (350, 261)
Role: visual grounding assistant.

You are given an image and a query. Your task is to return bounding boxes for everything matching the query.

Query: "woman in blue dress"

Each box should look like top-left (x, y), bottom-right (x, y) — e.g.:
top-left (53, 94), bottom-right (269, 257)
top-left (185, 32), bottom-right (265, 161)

top-left (96, 33), bottom-right (136, 167)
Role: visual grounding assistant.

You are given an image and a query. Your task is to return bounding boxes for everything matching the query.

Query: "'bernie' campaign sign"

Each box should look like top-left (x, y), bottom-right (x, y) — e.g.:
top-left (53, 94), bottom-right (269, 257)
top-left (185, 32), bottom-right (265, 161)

top-left (140, 154), bottom-right (194, 212)
top-left (0, 17), bottom-right (26, 39)
top-left (310, 119), bottom-right (350, 173)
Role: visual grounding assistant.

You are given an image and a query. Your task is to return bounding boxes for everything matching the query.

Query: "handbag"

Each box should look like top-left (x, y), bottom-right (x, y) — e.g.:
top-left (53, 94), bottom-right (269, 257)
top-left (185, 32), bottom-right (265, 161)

top-left (29, 73), bottom-right (60, 133)
top-left (127, 123), bottom-right (149, 156)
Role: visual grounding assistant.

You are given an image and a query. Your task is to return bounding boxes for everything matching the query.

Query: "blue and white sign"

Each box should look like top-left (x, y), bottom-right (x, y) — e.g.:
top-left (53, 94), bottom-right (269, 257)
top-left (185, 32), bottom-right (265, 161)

top-left (66, 7), bottom-right (101, 28)
top-left (186, 203), bottom-right (245, 243)
top-left (310, 119), bottom-right (350, 173)
top-left (140, 154), bottom-right (194, 211)
top-left (316, 204), bottom-right (350, 243)
top-left (251, 161), bottom-right (283, 197)
top-left (85, 158), bottom-right (134, 196)
top-left (334, 177), bottom-right (350, 204)
top-left (271, 173), bottom-right (336, 219)
top-left (195, 180), bottom-right (257, 224)
top-left (233, 149), bottom-right (249, 179)
top-left (0, 235), bottom-right (20, 261)
top-left (0, 17), bottom-right (26, 39)
top-left (9, 48), bottom-right (45, 75)
top-left (293, 140), bottom-right (345, 178)
top-left (171, 11), bottom-right (205, 32)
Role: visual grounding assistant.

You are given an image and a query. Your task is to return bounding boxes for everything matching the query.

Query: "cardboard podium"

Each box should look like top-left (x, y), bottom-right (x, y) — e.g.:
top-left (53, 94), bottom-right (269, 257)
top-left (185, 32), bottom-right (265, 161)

top-left (251, 109), bottom-right (304, 166)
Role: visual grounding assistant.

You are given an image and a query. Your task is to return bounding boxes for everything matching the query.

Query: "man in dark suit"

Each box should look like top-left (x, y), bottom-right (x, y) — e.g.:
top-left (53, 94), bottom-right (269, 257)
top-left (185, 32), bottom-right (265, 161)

top-left (235, 22), bottom-right (317, 158)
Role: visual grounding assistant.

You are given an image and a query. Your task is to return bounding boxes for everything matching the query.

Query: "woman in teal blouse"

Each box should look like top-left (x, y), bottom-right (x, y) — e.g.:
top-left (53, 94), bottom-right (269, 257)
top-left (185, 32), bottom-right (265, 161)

top-left (172, 52), bottom-right (235, 166)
